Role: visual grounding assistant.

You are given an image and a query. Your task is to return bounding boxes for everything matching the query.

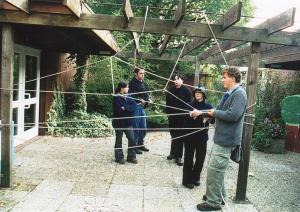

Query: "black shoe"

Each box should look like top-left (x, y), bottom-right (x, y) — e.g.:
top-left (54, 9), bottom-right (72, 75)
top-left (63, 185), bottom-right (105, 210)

top-left (175, 158), bottom-right (183, 166)
top-left (182, 183), bottom-right (194, 189)
top-left (139, 146), bottom-right (149, 152)
top-left (167, 154), bottom-right (175, 160)
top-left (127, 158), bottom-right (138, 164)
top-left (194, 180), bottom-right (200, 186)
top-left (135, 149), bottom-right (143, 154)
top-left (115, 159), bottom-right (125, 164)
top-left (197, 202), bottom-right (221, 211)
top-left (202, 195), bottom-right (225, 205)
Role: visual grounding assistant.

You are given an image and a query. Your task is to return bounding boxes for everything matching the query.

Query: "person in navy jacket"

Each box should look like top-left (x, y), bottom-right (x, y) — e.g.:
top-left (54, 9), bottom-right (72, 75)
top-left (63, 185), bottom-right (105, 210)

top-left (182, 86), bottom-right (213, 189)
top-left (112, 81), bottom-right (138, 164)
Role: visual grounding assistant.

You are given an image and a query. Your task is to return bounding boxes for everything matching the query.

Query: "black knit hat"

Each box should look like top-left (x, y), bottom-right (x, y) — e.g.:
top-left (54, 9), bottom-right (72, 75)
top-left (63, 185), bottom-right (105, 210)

top-left (193, 86), bottom-right (206, 99)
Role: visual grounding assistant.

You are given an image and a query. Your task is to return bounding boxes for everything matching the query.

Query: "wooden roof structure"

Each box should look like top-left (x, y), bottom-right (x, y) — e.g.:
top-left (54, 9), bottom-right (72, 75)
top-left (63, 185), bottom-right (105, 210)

top-left (1, 0), bottom-right (300, 202)
top-left (0, 0), bottom-right (119, 54)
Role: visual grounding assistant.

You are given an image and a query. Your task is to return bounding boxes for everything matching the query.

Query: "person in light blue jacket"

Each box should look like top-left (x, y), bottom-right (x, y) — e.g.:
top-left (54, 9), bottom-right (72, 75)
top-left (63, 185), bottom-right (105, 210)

top-left (192, 67), bottom-right (247, 211)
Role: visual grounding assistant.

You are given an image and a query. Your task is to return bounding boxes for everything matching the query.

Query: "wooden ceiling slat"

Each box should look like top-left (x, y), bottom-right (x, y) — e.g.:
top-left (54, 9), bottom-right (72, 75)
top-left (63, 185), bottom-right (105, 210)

top-left (180, 2), bottom-right (242, 57)
top-left (122, 0), bottom-right (139, 51)
top-left (5, 0), bottom-right (28, 13)
top-left (158, 0), bottom-right (185, 55)
top-left (198, 7), bottom-right (296, 60)
top-left (1, 11), bottom-right (300, 46)
top-left (118, 51), bottom-right (195, 62)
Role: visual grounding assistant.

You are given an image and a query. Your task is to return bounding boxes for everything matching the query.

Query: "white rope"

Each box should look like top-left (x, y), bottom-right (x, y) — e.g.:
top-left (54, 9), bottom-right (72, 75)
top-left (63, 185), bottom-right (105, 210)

top-left (29, 126), bottom-right (214, 131)
top-left (114, 56), bottom-right (226, 94)
top-left (125, 95), bottom-right (191, 113)
top-left (140, 6), bottom-right (149, 36)
top-left (164, 40), bottom-right (189, 90)
top-left (14, 57), bottom-right (112, 87)
top-left (247, 102), bottom-right (256, 110)
top-left (0, 88), bottom-right (164, 96)
top-left (202, 11), bottom-right (228, 66)
top-left (170, 127), bottom-right (208, 141)
top-left (110, 57), bottom-right (115, 93)
top-left (164, 89), bottom-right (196, 110)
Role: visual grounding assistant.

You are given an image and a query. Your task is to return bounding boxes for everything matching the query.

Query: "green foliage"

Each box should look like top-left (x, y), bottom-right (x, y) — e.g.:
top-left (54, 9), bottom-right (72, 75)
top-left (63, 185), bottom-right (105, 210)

top-left (49, 111), bottom-right (113, 138)
top-left (253, 118), bottom-right (285, 151)
top-left (47, 85), bottom-right (66, 135)
top-left (48, 91), bottom-right (113, 137)
top-left (147, 110), bottom-right (168, 129)
top-left (253, 70), bottom-right (300, 151)
top-left (201, 64), bottom-right (223, 107)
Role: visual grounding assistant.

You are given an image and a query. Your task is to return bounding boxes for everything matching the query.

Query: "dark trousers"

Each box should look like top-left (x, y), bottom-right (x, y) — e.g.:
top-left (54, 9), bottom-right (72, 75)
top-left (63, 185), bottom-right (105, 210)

top-left (168, 116), bottom-right (185, 159)
top-left (182, 135), bottom-right (207, 184)
top-left (114, 128), bottom-right (136, 160)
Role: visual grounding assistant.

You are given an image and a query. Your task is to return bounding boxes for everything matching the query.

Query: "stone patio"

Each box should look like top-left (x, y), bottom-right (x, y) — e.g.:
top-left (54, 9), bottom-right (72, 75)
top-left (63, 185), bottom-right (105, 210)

top-left (0, 131), bottom-right (299, 211)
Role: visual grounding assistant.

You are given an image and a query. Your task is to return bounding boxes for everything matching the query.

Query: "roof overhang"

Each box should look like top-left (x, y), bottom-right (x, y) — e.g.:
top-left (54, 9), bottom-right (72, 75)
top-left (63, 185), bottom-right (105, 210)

top-left (1, 0), bottom-right (119, 55)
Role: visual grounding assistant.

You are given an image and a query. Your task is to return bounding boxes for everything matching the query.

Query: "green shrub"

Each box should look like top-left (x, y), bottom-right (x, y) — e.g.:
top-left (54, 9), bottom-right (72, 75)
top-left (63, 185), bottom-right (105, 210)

top-left (252, 70), bottom-right (300, 151)
top-left (47, 87), bottom-right (113, 138)
top-left (48, 111), bottom-right (112, 138)
top-left (253, 118), bottom-right (285, 151)
top-left (147, 110), bottom-right (168, 129)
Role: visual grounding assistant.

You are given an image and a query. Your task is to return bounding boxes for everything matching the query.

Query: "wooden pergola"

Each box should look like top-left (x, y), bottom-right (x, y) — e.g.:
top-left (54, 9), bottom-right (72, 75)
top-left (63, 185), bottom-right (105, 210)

top-left (1, 0), bottom-right (299, 201)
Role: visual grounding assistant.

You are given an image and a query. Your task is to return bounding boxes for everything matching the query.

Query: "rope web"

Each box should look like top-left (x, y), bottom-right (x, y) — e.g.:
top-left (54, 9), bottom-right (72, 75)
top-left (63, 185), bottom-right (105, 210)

top-left (0, 8), bottom-right (254, 153)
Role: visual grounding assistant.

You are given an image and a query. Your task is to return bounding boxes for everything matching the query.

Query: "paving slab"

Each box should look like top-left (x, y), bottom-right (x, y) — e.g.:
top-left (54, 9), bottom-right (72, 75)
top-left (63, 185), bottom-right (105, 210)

top-left (12, 180), bottom-right (74, 212)
top-left (1, 131), bottom-right (298, 211)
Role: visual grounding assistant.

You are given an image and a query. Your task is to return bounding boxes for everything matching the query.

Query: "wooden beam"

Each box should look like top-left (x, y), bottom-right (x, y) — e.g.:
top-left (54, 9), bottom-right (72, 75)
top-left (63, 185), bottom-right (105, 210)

top-left (159, 0), bottom-right (186, 55)
top-left (174, 0), bottom-right (186, 27)
top-left (264, 52), bottom-right (300, 64)
top-left (81, 3), bottom-right (119, 53)
top-left (194, 60), bottom-right (201, 86)
top-left (259, 7), bottom-right (296, 34)
top-left (1, 11), bottom-right (300, 46)
top-left (236, 42), bottom-right (260, 201)
top-left (5, 0), bottom-right (28, 13)
top-left (122, 0), bottom-right (139, 51)
top-left (198, 7), bottom-right (296, 60)
top-left (63, 0), bottom-right (81, 18)
top-left (0, 24), bottom-right (14, 188)
top-left (158, 34), bottom-right (171, 55)
top-left (202, 44), bottom-right (300, 65)
top-left (181, 2), bottom-right (242, 57)
top-left (117, 51), bottom-right (196, 62)
top-left (222, 1), bottom-right (243, 30)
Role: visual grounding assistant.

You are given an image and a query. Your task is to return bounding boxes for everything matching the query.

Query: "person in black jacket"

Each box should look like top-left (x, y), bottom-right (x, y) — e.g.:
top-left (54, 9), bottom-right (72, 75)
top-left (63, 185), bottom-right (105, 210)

top-left (112, 81), bottom-right (138, 164)
top-left (129, 67), bottom-right (150, 153)
top-left (182, 86), bottom-right (213, 189)
top-left (166, 74), bottom-right (192, 166)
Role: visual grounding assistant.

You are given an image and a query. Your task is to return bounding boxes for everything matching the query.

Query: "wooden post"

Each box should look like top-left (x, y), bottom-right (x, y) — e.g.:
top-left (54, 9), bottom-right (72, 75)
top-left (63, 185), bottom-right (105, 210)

top-left (235, 42), bottom-right (260, 200)
top-left (194, 59), bottom-right (201, 86)
top-left (0, 24), bottom-right (14, 188)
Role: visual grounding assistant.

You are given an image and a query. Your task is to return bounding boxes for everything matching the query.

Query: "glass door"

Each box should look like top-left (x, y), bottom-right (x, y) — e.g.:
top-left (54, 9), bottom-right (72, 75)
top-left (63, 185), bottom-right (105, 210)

top-left (12, 45), bottom-right (40, 145)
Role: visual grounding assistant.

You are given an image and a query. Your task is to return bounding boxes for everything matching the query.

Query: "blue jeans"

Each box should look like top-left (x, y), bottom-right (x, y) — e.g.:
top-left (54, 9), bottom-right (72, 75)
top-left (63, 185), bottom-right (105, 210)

top-left (132, 105), bottom-right (147, 145)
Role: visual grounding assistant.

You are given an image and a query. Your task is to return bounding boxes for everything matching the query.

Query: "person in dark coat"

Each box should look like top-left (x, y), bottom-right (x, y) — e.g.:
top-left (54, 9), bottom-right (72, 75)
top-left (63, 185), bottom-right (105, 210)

top-left (166, 74), bottom-right (192, 166)
top-left (112, 81), bottom-right (138, 164)
top-left (182, 86), bottom-right (213, 189)
top-left (129, 67), bottom-right (150, 153)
